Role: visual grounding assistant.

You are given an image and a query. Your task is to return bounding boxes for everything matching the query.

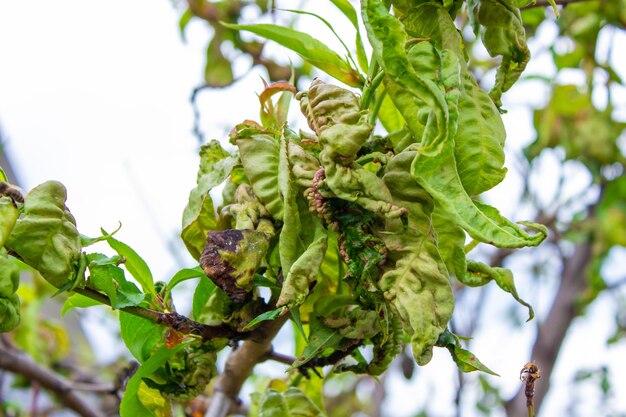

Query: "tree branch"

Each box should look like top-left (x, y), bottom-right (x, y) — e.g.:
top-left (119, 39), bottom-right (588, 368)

top-left (0, 336), bottom-right (106, 417)
top-left (523, 0), bottom-right (595, 8)
top-left (504, 241), bottom-right (592, 417)
top-left (73, 287), bottom-right (246, 341)
top-left (205, 313), bottom-right (291, 417)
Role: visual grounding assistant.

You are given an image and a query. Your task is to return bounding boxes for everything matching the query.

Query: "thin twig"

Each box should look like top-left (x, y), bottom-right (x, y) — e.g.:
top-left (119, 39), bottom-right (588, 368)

top-left (66, 382), bottom-right (117, 393)
top-left (0, 337), bottom-right (106, 417)
top-left (523, 0), bottom-right (594, 8)
top-left (263, 348), bottom-right (296, 366)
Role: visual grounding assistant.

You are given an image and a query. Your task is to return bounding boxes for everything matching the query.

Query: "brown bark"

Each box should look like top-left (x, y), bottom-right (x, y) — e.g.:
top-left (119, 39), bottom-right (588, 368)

top-left (205, 313), bottom-right (290, 417)
top-left (505, 241), bottom-right (591, 417)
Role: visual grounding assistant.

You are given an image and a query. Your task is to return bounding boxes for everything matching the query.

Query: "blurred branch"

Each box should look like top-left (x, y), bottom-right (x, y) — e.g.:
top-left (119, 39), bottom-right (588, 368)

top-left (504, 240), bottom-right (592, 417)
top-left (524, 0), bottom-right (595, 8)
top-left (0, 335), bottom-right (106, 417)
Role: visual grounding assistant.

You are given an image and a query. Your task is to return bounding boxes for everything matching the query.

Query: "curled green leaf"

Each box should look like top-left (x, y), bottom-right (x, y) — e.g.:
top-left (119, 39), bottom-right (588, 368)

top-left (235, 133), bottom-right (283, 221)
top-left (298, 79), bottom-right (404, 219)
top-left (363, 0), bottom-right (453, 157)
top-left (0, 196), bottom-right (19, 247)
top-left (0, 253), bottom-right (20, 332)
top-left (436, 329), bottom-right (499, 376)
top-left (473, 0), bottom-right (530, 107)
top-left (378, 152), bottom-right (454, 365)
top-left (6, 181), bottom-right (81, 289)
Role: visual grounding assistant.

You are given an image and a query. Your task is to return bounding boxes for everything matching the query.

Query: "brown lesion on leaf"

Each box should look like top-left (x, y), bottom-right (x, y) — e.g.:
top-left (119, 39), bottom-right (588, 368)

top-left (200, 230), bottom-right (247, 303)
top-left (199, 229), bottom-right (270, 304)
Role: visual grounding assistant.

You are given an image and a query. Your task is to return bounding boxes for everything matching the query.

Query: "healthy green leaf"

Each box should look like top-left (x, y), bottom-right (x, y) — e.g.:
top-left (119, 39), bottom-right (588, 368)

top-left (120, 343), bottom-right (187, 417)
top-left (104, 232), bottom-right (156, 301)
top-left (6, 181), bottom-right (82, 289)
top-left (162, 266), bottom-right (205, 307)
top-left (182, 140), bottom-right (237, 260)
top-left (79, 223), bottom-right (122, 247)
top-left (192, 276), bottom-right (217, 321)
top-left (120, 312), bottom-right (165, 363)
top-left (243, 306), bottom-right (284, 330)
top-left (61, 293), bottom-right (100, 316)
top-left (223, 22), bottom-right (363, 87)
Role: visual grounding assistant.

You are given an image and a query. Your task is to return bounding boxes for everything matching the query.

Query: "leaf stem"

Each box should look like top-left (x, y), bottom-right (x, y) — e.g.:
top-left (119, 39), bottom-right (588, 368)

top-left (360, 58), bottom-right (382, 110)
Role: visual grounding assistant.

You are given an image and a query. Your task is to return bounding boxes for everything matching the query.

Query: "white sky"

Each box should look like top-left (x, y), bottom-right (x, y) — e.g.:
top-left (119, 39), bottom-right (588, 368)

top-left (1, 1), bottom-right (625, 416)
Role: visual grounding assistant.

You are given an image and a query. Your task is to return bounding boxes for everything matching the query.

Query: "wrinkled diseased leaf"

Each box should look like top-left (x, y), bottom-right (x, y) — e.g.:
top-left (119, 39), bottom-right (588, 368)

top-left (182, 140), bottom-right (237, 260)
top-left (235, 134), bottom-right (283, 221)
top-left (223, 23), bottom-right (362, 88)
top-left (432, 205), bottom-right (534, 319)
top-left (410, 129), bottom-right (547, 248)
top-left (0, 196), bottom-right (18, 247)
top-left (199, 229), bottom-right (270, 303)
top-left (455, 75), bottom-right (507, 195)
top-left (278, 203), bottom-right (328, 308)
top-left (0, 253), bottom-right (20, 332)
top-left (473, 0), bottom-right (530, 107)
top-left (363, 1), bottom-right (453, 158)
top-left (258, 387), bottom-right (326, 417)
top-left (378, 151), bottom-right (453, 366)
top-left (6, 181), bottom-right (81, 289)
top-left (298, 79), bottom-right (405, 219)
top-left (145, 342), bottom-right (217, 402)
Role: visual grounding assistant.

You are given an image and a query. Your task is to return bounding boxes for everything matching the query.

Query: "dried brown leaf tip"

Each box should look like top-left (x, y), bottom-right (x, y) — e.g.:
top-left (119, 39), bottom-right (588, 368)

top-left (520, 361), bottom-right (541, 417)
top-left (199, 229), bottom-right (270, 303)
